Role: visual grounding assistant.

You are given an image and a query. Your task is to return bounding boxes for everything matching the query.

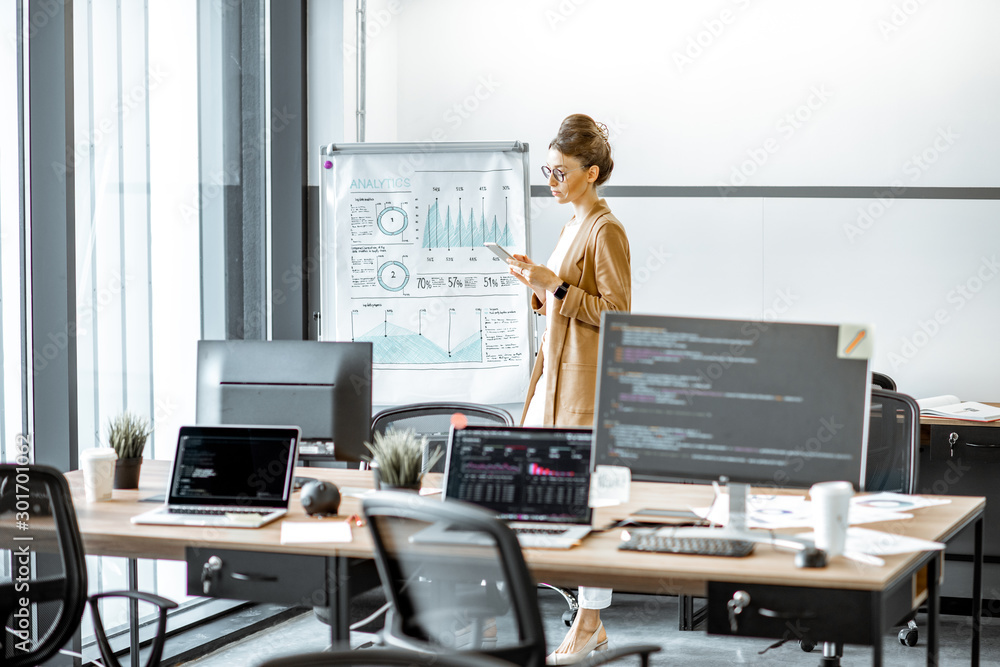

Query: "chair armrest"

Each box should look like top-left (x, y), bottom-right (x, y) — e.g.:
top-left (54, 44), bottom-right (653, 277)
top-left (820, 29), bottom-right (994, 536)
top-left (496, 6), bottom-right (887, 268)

top-left (89, 589), bottom-right (179, 610)
top-left (577, 643), bottom-right (662, 667)
top-left (87, 590), bottom-right (178, 667)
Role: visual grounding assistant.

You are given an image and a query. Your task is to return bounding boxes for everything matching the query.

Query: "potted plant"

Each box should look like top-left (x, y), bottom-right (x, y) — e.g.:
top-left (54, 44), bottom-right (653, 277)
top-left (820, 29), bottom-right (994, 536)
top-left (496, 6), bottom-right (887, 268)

top-left (107, 412), bottom-right (151, 489)
top-left (363, 427), bottom-right (442, 491)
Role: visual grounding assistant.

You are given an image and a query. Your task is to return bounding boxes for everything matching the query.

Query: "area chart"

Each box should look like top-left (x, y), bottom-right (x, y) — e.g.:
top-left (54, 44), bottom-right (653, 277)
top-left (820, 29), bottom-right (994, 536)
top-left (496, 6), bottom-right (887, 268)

top-left (423, 197), bottom-right (515, 249)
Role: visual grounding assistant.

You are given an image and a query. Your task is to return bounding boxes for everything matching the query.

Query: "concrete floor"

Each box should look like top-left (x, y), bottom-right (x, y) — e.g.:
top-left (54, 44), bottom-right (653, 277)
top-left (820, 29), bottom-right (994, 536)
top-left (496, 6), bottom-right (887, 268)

top-left (176, 590), bottom-right (998, 666)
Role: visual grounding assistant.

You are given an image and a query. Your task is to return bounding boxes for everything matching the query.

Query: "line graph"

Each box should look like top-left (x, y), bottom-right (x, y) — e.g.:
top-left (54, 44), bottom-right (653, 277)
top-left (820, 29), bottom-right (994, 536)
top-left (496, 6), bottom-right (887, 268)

top-left (351, 308), bottom-right (484, 365)
top-left (422, 197), bottom-right (514, 249)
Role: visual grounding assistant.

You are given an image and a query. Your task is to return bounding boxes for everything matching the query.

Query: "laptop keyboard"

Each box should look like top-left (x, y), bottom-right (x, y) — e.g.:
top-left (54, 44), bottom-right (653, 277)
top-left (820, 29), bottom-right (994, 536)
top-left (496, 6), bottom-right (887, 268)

top-left (513, 527), bottom-right (567, 536)
top-left (168, 506), bottom-right (265, 516)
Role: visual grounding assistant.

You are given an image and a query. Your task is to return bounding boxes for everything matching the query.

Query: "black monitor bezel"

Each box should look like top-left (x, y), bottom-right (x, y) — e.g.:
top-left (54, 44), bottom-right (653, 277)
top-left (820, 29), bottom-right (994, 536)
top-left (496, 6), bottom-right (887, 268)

top-left (166, 424), bottom-right (300, 507)
top-left (591, 313), bottom-right (872, 490)
top-left (443, 424), bottom-right (595, 524)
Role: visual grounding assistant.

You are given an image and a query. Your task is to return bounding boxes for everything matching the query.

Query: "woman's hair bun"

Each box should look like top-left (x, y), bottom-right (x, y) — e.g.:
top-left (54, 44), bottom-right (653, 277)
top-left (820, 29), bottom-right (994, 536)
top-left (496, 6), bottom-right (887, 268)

top-left (549, 114), bottom-right (614, 187)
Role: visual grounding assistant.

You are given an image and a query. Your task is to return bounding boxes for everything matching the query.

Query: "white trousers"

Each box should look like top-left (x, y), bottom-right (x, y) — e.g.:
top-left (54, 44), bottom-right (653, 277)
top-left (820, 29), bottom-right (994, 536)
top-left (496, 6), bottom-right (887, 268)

top-left (578, 586), bottom-right (612, 610)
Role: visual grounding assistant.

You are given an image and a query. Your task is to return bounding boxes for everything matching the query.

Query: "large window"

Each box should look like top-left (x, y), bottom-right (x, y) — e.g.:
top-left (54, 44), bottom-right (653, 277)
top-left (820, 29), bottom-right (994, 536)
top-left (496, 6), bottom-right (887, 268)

top-left (73, 0), bottom-right (200, 466)
top-left (5, 0), bottom-right (318, 657)
top-left (0, 0), bottom-right (25, 463)
top-left (71, 0), bottom-right (202, 640)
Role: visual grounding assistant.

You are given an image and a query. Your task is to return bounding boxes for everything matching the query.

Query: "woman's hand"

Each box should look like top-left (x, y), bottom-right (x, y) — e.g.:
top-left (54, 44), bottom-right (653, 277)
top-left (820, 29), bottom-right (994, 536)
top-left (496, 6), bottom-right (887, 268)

top-left (508, 254), bottom-right (562, 303)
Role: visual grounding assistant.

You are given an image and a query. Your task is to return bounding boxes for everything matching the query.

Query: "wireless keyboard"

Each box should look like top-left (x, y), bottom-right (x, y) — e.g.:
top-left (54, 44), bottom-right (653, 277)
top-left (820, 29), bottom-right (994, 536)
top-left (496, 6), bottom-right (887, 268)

top-left (619, 533), bottom-right (756, 557)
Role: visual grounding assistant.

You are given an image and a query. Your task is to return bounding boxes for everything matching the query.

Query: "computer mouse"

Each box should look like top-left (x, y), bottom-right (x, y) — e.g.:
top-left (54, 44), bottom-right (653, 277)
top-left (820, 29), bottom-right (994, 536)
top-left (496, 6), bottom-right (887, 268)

top-left (795, 546), bottom-right (828, 568)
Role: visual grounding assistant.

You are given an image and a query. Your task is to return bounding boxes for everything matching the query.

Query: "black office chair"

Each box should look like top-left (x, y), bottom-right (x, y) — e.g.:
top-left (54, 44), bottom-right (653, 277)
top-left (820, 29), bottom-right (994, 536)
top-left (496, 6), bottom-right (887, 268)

top-left (0, 464), bottom-right (177, 667)
top-left (802, 388), bottom-right (922, 662)
top-left (314, 403), bottom-right (519, 635)
top-left (871, 388), bottom-right (922, 650)
top-left (361, 492), bottom-right (661, 667)
top-left (370, 402), bottom-right (515, 473)
top-left (865, 388), bottom-right (919, 495)
top-left (871, 371), bottom-right (897, 391)
top-left (258, 647), bottom-right (515, 666)
top-left (371, 402), bottom-right (581, 625)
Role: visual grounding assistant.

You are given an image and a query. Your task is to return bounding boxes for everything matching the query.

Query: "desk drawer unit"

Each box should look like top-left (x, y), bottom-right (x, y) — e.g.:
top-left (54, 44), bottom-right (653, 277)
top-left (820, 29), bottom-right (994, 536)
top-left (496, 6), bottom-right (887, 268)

top-left (706, 581), bottom-right (914, 646)
top-left (187, 547), bottom-right (330, 607)
top-left (921, 424), bottom-right (1000, 555)
top-left (920, 423), bottom-right (1000, 613)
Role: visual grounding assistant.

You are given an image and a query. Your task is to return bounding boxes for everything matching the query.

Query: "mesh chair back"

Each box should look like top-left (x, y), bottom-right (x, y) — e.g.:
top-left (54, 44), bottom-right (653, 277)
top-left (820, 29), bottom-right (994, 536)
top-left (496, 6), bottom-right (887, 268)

top-left (865, 389), bottom-right (919, 493)
top-left (370, 403), bottom-right (514, 473)
top-left (0, 464), bottom-right (88, 667)
top-left (871, 371), bottom-right (897, 391)
top-left (362, 492), bottom-right (547, 667)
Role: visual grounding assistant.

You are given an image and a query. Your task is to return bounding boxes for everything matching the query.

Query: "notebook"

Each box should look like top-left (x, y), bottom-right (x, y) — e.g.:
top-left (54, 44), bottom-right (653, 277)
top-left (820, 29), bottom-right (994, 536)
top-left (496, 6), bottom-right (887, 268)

top-left (425, 425), bottom-right (594, 549)
top-left (131, 425), bottom-right (300, 529)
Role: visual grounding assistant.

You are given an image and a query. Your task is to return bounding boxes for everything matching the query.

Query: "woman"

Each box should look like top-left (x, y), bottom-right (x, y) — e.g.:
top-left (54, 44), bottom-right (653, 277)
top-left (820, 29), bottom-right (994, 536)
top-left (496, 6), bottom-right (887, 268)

top-left (508, 114), bottom-right (631, 664)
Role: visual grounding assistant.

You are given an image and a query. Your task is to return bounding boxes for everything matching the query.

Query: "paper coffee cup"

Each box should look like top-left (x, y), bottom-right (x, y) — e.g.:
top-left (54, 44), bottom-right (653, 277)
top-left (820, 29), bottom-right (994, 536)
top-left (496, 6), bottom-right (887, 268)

top-left (810, 481), bottom-right (854, 557)
top-left (82, 448), bottom-right (118, 502)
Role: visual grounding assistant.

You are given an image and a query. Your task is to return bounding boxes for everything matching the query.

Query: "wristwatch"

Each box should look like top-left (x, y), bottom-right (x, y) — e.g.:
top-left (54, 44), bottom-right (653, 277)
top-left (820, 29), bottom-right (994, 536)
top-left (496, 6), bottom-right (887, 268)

top-left (553, 281), bottom-right (570, 300)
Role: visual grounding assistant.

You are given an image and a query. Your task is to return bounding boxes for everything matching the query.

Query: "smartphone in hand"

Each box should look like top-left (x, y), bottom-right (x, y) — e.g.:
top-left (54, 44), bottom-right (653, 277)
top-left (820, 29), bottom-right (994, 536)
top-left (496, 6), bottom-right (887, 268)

top-left (483, 242), bottom-right (514, 261)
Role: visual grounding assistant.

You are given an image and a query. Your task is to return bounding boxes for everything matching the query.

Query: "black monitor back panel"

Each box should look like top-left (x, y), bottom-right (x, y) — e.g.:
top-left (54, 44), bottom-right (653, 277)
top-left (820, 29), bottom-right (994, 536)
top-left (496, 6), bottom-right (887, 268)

top-left (196, 340), bottom-right (373, 463)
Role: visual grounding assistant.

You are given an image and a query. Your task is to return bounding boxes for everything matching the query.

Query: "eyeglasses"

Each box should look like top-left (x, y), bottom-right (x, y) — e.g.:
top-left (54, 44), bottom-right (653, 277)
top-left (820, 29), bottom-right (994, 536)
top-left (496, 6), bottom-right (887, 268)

top-left (541, 165), bottom-right (588, 183)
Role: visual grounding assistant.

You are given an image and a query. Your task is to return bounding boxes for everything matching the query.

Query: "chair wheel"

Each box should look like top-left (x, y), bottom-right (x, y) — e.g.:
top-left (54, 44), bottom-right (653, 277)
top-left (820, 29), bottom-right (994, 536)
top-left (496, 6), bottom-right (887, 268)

top-left (898, 626), bottom-right (919, 647)
top-left (562, 609), bottom-right (577, 627)
top-left (800, 638), bottom-right (816, 652)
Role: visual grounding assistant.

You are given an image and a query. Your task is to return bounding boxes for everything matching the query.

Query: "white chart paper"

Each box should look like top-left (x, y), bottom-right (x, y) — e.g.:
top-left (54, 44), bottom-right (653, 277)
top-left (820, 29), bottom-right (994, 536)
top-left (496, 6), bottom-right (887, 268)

top-left (323, 146), bottom-right (532, 404)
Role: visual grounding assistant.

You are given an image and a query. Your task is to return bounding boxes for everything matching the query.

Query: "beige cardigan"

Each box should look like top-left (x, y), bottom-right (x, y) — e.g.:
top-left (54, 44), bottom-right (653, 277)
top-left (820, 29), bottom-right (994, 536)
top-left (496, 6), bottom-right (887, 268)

top-left (519, 199), bottom-right (631, 427)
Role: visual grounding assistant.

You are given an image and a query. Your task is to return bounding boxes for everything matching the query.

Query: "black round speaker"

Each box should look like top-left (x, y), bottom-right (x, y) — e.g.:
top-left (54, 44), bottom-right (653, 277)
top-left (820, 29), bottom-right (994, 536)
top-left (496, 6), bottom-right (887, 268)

top-left (300, 480), bottom-right (341, 517)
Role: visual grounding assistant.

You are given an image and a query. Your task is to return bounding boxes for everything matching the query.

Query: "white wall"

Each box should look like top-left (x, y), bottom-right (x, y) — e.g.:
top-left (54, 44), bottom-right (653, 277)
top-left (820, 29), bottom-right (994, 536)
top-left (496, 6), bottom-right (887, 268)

top-left (329, 0), bottom-right (1000, 399)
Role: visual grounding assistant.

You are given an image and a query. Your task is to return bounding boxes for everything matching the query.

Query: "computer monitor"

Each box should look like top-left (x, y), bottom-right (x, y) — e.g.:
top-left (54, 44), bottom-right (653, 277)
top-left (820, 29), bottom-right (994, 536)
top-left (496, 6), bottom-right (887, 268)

top-left (195, 340), bottom-right (373, 463)
top-left (592, 314), bottom-right (871, 490)
top-left (442, 426), bottom-right (594, 524)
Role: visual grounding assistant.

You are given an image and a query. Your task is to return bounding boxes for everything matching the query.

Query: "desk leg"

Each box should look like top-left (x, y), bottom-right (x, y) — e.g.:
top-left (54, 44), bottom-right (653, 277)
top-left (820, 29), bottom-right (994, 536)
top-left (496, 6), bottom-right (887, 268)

top-left (972, 516), bottom-right (983, 667)
top-left (871, 597), bottom-right (882, 666)
top-left (326, 557), bottom-right (351, 645)
top-left (926, 553), bottom-right (940, 667)
top-left (127, 557), bottom-right (140, 667)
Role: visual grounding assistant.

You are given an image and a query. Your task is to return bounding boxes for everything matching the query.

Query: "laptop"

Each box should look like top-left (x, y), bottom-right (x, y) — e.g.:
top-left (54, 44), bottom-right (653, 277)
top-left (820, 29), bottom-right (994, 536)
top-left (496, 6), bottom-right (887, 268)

top-left (132, 425), bottom-right (300, 529)
top-left (423, 425), bottom-right (595, 549)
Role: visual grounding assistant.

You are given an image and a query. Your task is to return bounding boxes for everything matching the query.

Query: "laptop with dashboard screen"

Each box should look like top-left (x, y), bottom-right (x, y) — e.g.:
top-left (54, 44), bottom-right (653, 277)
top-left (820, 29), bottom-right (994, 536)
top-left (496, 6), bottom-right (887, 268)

top-left (434, 425), bottom-right (594, 549)
top-left (132, 425), bottom-right (299, 529)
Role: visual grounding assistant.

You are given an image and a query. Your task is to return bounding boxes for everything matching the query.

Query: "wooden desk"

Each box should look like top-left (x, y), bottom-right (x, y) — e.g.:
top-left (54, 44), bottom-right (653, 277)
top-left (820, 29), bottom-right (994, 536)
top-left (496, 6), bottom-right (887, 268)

top-left (66, 462), bottom-right (984, 666)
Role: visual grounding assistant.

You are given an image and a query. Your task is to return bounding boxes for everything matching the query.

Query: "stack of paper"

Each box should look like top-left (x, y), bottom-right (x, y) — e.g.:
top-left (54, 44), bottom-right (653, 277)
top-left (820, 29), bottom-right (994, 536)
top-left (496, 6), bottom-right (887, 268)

top-left (917, 395), bottom-right (1000, 422)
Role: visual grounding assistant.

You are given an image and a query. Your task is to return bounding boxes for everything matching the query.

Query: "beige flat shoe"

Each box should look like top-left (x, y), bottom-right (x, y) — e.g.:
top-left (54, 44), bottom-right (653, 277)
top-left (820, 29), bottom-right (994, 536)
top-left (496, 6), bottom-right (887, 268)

top-left (546, 621), bottom-right (609, 665)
